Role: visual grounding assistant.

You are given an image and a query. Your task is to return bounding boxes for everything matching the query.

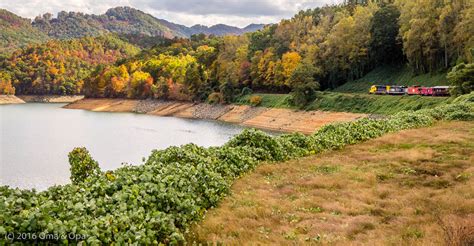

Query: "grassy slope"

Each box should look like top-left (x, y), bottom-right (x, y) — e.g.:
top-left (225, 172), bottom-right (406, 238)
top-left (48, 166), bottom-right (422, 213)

top-left (189, 121), bottom-right (474, 245)
top-left (236, 92), bottom-right (451, 115)
top-left (335, 65), bottom-right (448, 93)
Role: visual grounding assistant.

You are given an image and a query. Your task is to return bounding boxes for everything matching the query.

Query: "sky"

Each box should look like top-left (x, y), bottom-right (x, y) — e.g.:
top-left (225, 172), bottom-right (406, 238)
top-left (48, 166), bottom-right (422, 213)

top-left (0, 0), bottom-right (342, 28)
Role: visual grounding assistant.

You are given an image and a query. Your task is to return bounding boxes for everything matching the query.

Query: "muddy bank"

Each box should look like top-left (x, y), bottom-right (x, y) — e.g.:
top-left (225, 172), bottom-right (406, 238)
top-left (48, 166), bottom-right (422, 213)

top-left (0, 95), bottom-right (26, 105)
top-left (65, 99), bottom-right (366, 134)
top-left (18, 95), bottom-right (84, 103)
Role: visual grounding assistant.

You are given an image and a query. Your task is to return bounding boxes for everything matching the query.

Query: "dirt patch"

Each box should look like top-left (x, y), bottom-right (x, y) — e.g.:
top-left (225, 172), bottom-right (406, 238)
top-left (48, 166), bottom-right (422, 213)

top-left (65, 99), bottom-right (366, 134)
top-left (242, 109), bottom-right (365, 134)
top-left (0, 95), bottom-right (25, 105)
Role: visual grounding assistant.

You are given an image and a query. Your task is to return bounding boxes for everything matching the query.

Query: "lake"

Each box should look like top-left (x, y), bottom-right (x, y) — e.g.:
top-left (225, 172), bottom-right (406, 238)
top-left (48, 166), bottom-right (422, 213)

top-left (0, 103), bottom-right (247, 190)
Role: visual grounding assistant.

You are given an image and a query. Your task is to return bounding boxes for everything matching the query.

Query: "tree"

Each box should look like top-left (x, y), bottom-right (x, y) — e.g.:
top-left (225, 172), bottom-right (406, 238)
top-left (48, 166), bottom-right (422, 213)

top-left (184, 62), bottom-right (204, 99)
top-left (281, 52), bottom-right (302, 87)
top-left (0, 72), bottom-right (15, 95)
top-left (398, 0), bottom-right (444, 73)
top-left (128, 71), bottom-right (153, 99)
top-left (370, 4), bottom-right (403, 64)
top-left (289, 62), bottom-right (320, 107)
top-left (68, 147), bottom-right (101, 185)
top-left (448, 63), bottom-right (474, 96)
top-left (453, 5), bottom-right (474, 63)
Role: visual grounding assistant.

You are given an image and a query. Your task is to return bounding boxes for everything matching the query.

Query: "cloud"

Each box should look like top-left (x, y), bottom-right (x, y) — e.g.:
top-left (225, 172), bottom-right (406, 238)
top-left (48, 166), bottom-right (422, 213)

top-left (0, 0), bottom-right (342, 27)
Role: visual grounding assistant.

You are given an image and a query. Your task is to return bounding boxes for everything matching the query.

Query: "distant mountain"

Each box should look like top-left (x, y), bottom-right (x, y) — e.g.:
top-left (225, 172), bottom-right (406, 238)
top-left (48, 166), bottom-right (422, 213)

top-left (32, 7), bottom-right (181, 39)
top-left (31, 7), bottom-right (265, 39)
top-left (0, 9), bottom-right (49, 55)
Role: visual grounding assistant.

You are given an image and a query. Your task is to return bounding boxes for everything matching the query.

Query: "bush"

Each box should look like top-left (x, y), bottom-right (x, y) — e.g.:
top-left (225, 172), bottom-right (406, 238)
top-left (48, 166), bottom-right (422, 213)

top-left (68, 147), bottom-right (101, 184)
top-left (249, 95), bottom-right (262, 106)
top-left (240, 87), bottom-right (253, 96)
top-left (291, 82), bottom-right (319, 107)
top-left (207, 92), bottom-right (223, 104)
top-left (448, 63), bottom-right (474, 96)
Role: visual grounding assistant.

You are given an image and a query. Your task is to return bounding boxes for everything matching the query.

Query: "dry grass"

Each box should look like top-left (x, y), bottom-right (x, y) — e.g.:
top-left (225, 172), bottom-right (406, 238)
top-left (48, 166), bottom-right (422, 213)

top-left (187, 121), bottom-right (474, 245)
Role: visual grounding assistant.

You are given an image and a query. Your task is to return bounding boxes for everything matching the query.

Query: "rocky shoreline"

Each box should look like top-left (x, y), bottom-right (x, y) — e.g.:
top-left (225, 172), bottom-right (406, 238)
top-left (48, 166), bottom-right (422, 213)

top-left (65, 98), bottom-right (366, 134)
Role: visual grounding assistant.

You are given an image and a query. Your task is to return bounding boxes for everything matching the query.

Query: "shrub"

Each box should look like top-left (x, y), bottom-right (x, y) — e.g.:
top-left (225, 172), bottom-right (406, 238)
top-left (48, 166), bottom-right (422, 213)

top-left (68, 147), bottom-right (101, 184)
top-left (448, 63), bottom-right (474, 96)
top-left (240, 87), bottom-right (253, 96)
top-left (249, 95), bottom-right (262, 106)
top-left (291, 82), bottom-right (319, 107)
top-left (207, 92), bottom-right (223, 104)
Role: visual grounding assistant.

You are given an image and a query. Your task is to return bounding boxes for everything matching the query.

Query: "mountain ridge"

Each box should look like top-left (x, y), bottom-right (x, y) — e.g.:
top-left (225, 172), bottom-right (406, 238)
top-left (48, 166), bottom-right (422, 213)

top-left (31, 6), bottom-right (265, 39)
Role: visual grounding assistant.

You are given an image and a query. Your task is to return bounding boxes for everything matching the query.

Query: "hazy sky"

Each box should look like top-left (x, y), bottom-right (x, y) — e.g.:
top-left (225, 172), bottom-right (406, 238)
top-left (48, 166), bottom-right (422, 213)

top-left (1, 0), bottom-right (341, 27)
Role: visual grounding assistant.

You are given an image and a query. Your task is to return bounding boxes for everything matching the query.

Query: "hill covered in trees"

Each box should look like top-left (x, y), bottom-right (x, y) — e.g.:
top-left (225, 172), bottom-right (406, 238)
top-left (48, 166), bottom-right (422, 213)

top-left (0, 9), bottom-right (49, 55)
top-left (82, 1), bottom-right (474, 105)
top-left (32, 7), bottom-right (265, 40)
top-left (0, 35), bottom-right (140, 95)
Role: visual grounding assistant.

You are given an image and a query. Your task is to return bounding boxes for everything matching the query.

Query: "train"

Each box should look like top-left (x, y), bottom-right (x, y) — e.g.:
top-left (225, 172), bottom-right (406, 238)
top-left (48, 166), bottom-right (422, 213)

top-left (369, 85), bottom-right (451, 96)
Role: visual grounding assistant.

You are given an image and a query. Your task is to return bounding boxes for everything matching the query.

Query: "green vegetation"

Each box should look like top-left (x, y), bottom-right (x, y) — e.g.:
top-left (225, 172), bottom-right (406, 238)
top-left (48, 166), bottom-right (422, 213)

top-left (0, 9), bottom-right (49, 54)
top-left (236, 93), bottom-right (293, 109)
top-left (1, 93), bottom-right (472, 244)
top-left (31, 7), bottom-right (263, 40)
top-left (68, 147), bottom-right (101, 185)
top-left (448, 63), bottom-right (474, 96)
top-left (306, 92), bottom-right (451, 115)
top-left (1, 35), bottom-right (139, 95)
top-left (32, 7), bottom-right (182, 39)
top-left (236, 92), bottom-right (451, 115)
top-left (335, 65), bottom-right (448, 93)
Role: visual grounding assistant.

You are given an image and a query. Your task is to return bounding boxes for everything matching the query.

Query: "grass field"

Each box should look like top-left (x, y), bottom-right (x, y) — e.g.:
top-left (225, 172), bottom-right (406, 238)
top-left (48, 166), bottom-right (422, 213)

top-left (335, 65), bottom-right (448, 93)
top-left (188, 121), bottom-right (474, 245)
top-left (236, 92), bottom-right (451, 115)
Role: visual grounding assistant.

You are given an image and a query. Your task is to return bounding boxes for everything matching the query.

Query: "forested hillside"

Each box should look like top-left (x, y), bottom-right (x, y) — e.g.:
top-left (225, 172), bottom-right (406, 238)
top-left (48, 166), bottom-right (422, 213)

top-left (0, 9), bottom-right (49, 55)
top-left (32, 7), bottom-right (264, 40)
top-left (82, 0), bottom-right (474, 105)
top-left (0, 35), bottom-right (139, 95)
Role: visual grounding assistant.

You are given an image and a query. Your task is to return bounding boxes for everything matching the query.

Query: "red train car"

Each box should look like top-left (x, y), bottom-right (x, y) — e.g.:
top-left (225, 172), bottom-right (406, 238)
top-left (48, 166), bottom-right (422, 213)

top-left (421, 87), bottom-right (433, 96)
top-left (407, 86), bottom-right (422, 95)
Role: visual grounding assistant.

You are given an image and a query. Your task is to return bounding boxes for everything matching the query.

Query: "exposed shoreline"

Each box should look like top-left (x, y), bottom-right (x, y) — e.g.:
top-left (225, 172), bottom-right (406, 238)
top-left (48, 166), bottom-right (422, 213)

top-left (65, 98), bottom-right (366, 134)
top-left (0, 95), bottom-right (85, 105)
top-left (0, 95), bottom-right (25, 105)
top-left (17, 95), bottom-right (84, 103)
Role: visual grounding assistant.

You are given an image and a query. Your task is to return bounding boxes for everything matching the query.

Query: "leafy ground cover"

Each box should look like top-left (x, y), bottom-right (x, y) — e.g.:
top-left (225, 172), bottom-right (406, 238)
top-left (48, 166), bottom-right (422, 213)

top-left (0, 93), bottom-right (473, 244)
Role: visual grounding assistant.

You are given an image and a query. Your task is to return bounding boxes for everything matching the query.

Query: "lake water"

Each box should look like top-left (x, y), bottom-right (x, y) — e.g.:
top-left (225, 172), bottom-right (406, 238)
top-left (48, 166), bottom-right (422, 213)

top-left (0, 103), bottom-right (247, 190)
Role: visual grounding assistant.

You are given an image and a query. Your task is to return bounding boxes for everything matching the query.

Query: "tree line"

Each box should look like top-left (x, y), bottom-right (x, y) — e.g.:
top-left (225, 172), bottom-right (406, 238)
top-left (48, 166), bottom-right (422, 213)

top-left (1, 1), bottom-right (473, 104)
top-left (0, 35), bottom-right (139, 95)
top-left (84, 1), bottom-right (473, 105)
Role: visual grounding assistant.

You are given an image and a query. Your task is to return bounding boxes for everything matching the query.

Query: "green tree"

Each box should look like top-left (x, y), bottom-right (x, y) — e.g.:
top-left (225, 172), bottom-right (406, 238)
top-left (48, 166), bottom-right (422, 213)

top-left (289, 62), bottom-right (320, 107)
top-left (184, 62), bottom-right (204, 99)
top-left (370, 4), bottom-right (403, 64)
top-left (448, 63), bottom-right (474, 96)
top-left (68, 147), bottom-right (101, 185)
